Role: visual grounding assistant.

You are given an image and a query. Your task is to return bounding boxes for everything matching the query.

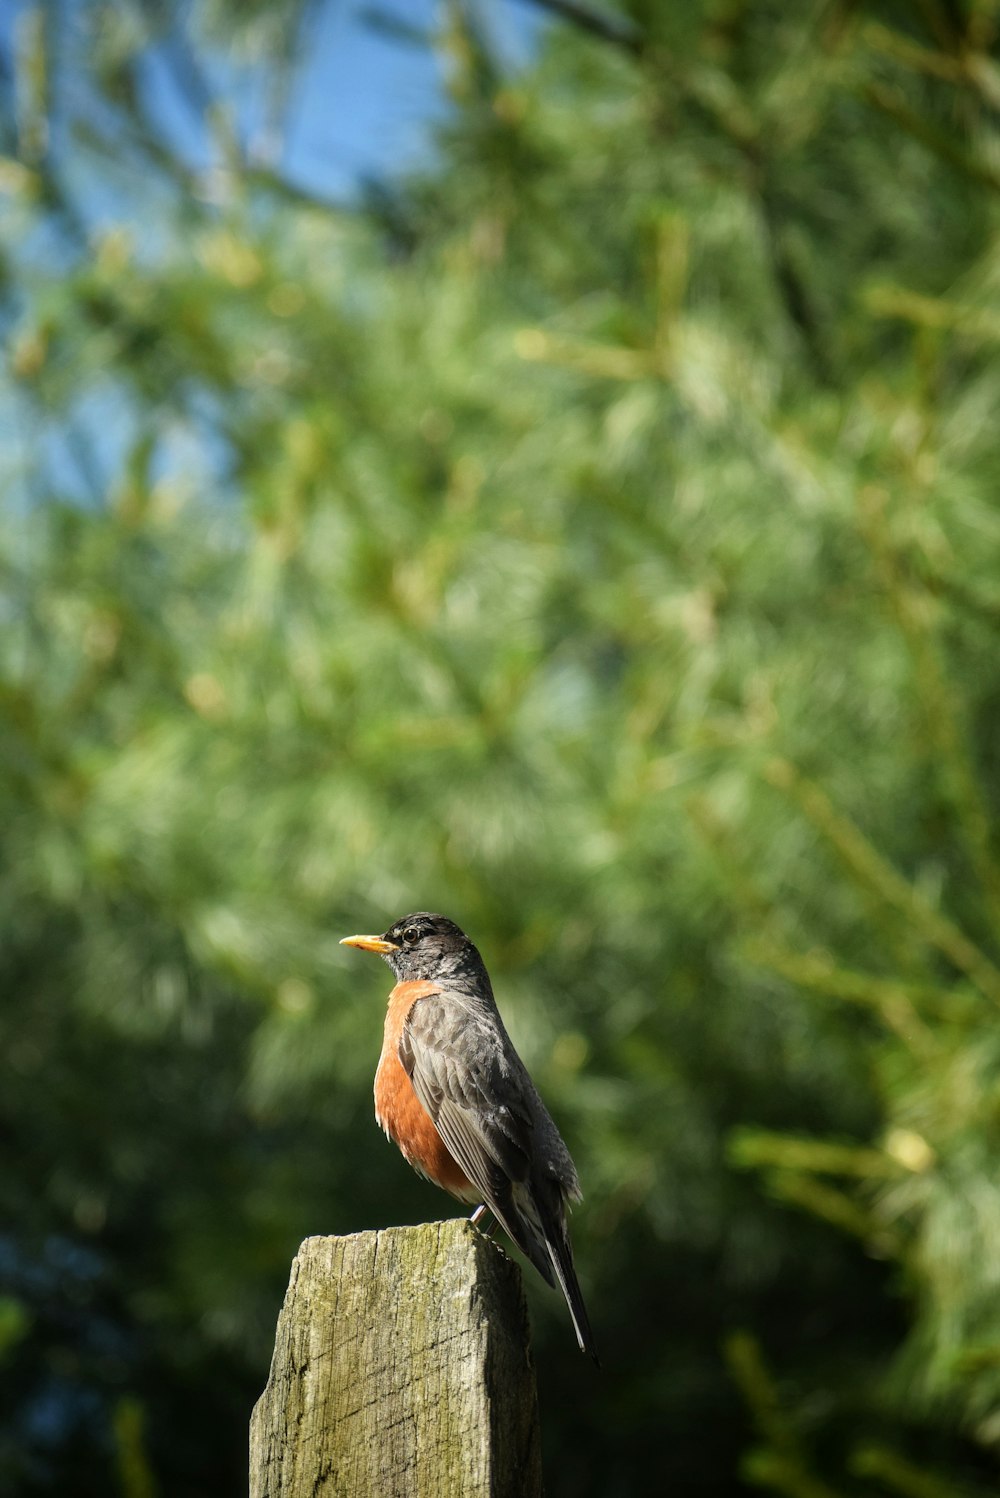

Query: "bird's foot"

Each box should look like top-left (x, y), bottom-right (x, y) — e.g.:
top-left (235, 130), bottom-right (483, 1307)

top-left (469, 1204), bottom-right (497, 1236)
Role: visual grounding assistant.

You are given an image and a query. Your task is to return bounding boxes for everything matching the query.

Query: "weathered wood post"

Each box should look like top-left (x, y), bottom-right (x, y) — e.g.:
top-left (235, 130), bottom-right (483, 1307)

top-left (250, 1219), bottom-right (543, 1498)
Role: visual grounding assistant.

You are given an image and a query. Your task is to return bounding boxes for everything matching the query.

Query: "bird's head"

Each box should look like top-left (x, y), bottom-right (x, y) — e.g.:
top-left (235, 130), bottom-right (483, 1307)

top-left (341, 912), bottom-right (484, 986)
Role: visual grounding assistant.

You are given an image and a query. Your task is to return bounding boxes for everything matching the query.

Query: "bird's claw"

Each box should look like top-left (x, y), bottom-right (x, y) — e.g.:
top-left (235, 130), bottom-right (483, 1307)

top-left (469, 1204), bottom-right (497, 1236)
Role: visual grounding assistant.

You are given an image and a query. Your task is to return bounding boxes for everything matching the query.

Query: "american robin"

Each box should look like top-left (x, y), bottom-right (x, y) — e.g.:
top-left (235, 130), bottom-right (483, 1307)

top-left (341, 912), bottom-right (598, 1362)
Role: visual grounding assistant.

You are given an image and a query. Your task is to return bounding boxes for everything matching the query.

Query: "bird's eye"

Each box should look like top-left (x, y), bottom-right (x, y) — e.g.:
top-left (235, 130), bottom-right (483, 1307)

top-left (403, 926), bottom-right (420, 945)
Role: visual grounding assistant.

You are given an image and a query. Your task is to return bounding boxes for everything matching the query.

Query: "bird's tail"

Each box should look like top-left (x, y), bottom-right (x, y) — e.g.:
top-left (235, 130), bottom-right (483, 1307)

top-left (543, 1226), bottom-right (599, 1365)
top-left (509, 1182), bottom-right (600, 1365)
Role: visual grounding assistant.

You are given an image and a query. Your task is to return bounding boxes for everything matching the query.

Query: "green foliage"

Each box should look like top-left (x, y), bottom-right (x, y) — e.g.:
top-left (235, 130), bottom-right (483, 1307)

top-left (3, 1), bottom-right (1000, 1493)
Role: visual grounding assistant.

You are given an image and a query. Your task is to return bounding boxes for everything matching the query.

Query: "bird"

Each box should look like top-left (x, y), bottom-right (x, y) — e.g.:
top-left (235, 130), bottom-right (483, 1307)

top-left (340, 911), bottom-right (598, 1362)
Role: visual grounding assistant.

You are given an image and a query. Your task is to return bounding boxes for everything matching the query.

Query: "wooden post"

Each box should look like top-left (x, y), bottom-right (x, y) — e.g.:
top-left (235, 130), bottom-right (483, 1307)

top-left (250, 1219), bottom-right (543, 1498)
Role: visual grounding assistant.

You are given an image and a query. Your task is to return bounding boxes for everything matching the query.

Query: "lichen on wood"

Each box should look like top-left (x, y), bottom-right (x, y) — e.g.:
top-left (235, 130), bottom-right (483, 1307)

top-left (250, 1220), bottom-right (542, 1497)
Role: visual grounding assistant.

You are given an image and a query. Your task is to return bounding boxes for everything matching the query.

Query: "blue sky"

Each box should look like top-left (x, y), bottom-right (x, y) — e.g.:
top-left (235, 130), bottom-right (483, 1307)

top-left (0, 0), bottom-right (541, 204)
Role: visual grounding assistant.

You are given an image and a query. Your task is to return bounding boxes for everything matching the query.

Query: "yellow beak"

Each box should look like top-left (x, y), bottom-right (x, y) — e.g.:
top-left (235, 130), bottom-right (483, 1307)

top-left (340, 934), bottom-right (399, 954)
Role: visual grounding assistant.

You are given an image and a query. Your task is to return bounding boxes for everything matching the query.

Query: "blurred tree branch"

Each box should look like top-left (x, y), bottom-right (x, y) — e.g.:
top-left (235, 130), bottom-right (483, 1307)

top-left (726, 1333), bottom-right (850, 1498)
top-left (863, 81), bottom-right (1000, 192)
top-left (857, 484), bottom-right (1000, 925)
top-left (764, 759), bottom-right (1000, 1010)
top-left (511, 0), bottom-right (643, 55)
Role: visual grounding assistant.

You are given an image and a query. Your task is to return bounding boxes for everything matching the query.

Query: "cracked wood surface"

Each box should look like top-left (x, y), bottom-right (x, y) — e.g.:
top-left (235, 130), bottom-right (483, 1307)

top-left (249, 1220), bottom-right (543, 1497)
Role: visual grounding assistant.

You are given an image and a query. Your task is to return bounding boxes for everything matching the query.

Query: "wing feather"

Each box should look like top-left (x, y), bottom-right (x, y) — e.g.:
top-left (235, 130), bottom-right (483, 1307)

top-left (399, 993), bottom-right (544, 1264)
top-left (400, 988), bottom-right (597, 1357)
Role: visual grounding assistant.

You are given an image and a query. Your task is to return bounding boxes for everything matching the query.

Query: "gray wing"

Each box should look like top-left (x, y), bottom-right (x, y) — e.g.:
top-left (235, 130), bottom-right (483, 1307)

top-left (398, 992), bottom-right (534, 1221)
top-left (402, 990), bottom-right (598, 1357)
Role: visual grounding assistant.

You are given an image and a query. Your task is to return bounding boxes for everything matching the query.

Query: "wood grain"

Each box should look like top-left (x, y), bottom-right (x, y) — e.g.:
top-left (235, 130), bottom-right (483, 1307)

top-left (250, 1220), bottom-right (542, 1497)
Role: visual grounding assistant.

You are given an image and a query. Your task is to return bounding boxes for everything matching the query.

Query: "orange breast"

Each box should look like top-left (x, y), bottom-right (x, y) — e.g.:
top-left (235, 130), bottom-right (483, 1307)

top-left (374, 981), bottom-right (477, 1202)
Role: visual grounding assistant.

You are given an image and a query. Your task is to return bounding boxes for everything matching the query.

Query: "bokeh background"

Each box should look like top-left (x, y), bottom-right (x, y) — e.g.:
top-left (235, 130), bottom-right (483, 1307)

top-left (4, 0), bottom-right (1000, 1493)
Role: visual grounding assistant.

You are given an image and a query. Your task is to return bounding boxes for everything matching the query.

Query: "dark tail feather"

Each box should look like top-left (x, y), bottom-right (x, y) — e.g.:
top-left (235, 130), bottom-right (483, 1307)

top-left (491, 1181), bottom-right (600, 1365)
top-left (544, 1230), bottom-right (600, 1366)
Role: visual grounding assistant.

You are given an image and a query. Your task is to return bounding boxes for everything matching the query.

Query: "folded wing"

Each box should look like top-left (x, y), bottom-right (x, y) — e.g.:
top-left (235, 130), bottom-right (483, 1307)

top-left (399, 991), bottom-right (558, 1287)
